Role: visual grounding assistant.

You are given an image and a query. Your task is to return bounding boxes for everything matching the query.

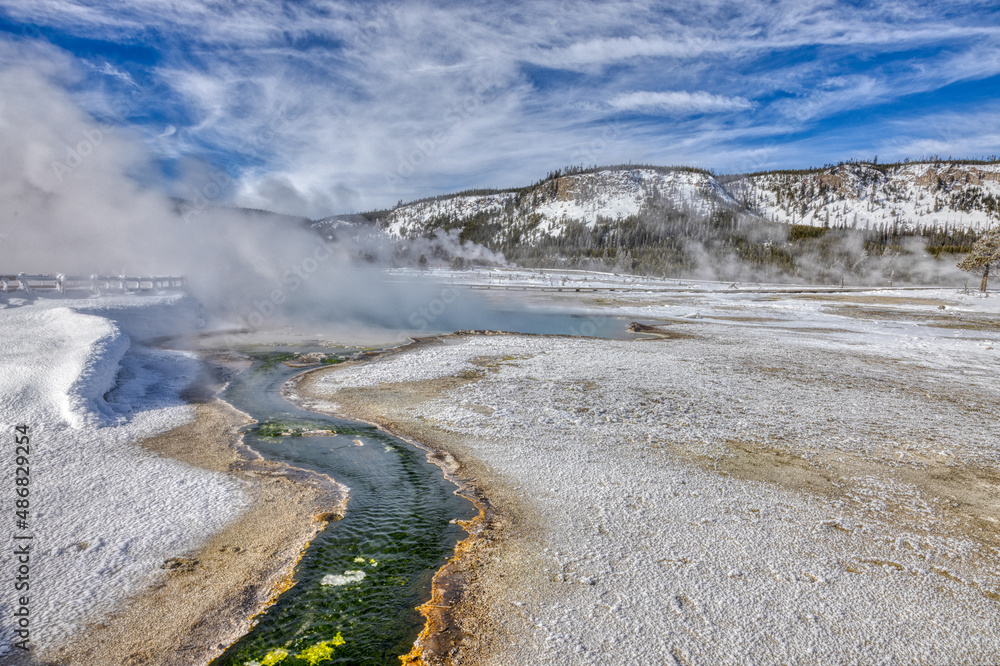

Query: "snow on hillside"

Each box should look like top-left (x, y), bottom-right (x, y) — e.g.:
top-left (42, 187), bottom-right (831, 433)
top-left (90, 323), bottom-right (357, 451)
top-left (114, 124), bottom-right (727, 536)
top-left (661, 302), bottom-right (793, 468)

top-left (382, 169), bottom-right (736, 241)
top-left (739, 162), bottom-right (1000, 232)
top-left (385, 193), bottom-right (518, 238)
top-left (0, 295), bottom-right (246, 655)
top-left (376, 163), bottom-right (1000, 250)
top-left (532, 169), bottom-right (734, 233)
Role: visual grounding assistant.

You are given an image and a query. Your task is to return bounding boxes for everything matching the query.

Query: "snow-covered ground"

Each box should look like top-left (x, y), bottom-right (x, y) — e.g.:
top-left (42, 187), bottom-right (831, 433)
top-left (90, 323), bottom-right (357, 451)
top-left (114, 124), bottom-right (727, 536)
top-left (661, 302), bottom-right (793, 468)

top-left (388, 265), bottom-right (951, 293)
top-left (8, 269), bottom-right (995, 662)
top-left (386, 266), bottom-right (693, 293)
top-left (313, 282), bottom-right (1000, 663)
top-left (0, 294), bottom-right (247, 656)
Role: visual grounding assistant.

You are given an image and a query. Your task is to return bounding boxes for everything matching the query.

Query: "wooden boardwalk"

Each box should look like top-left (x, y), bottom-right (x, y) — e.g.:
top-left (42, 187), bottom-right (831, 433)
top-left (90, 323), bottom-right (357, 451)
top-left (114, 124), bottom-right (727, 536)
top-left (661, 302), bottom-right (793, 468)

top-left (0, 274), bottom-right (185, 295)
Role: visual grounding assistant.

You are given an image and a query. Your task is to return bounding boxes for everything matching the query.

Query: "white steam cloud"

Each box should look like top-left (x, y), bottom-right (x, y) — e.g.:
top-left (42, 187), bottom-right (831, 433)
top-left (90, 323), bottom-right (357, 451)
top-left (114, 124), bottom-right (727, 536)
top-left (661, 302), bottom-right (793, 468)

top-left (0, 56), bottom-right (519, 339)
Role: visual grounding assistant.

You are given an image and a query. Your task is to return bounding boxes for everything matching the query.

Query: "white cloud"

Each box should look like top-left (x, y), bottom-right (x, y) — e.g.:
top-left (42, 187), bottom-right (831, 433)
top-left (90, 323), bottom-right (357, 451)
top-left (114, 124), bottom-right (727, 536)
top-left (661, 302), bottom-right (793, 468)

top-left (774, 75), bottom-right (885, 122)
top-left (540, 35), bottom-right (714, 68)
top-left (609, 90), bottom-right (756, 114)
top-left (91, 61), bottom-right (135, 86)
top-left (877, 104), bottom-right (1000, 161)
top-left (4, 0), bottom-right (1000, 216)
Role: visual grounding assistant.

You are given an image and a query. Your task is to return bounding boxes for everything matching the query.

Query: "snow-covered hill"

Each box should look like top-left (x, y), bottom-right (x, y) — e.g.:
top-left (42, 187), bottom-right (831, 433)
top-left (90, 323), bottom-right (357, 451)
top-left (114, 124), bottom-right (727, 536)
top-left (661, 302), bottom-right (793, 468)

top-left (380, 167), bottom-right (736, 243)
top-left (349, 162), bottom-right (999, 251)
top-left (732, 162), bottom-right (1000, 232)
top-left (385, 192), bottom-right (517, 237)
top-left (308, 161), bottom-right (999, 282)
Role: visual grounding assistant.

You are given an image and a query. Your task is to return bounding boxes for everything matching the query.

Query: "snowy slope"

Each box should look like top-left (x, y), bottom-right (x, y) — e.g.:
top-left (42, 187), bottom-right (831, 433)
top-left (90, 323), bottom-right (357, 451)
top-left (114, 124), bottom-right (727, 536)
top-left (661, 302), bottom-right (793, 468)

top-left (0, 295), bottom-right (246, 654)
top-left (736, 162), bottom-right (1000, 232)
top-left (375, 163), bottom-right (1000, 250)
top-left (532, 169), bottom-right (733, 230)
top-left (382, 168), bottom-right (736, 242)
top-left (385, 192), bottom-right (518, 238)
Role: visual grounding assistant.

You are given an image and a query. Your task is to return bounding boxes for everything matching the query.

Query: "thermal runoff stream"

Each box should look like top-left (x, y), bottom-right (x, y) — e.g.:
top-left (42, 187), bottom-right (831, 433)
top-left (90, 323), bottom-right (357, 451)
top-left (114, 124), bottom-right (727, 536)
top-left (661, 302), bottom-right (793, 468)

top-left (211, 349), bottom-right (477, 665)
top-left (208, 313), bottom-right (635, 665)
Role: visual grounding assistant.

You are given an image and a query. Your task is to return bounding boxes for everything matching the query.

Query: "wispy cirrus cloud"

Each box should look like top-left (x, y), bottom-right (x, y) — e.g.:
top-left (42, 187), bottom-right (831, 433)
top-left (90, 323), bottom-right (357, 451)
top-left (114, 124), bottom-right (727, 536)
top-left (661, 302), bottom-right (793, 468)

top-left (1, 0), bottom-right (999, 216)
top-left (537, 35), bottom-right (717, 68)
top-left (876, 102), bottom-right (1000, 161)
top-left (774, 75), bottom-right (886, 122)
top-left (609, 90), bottom-right (756, 115)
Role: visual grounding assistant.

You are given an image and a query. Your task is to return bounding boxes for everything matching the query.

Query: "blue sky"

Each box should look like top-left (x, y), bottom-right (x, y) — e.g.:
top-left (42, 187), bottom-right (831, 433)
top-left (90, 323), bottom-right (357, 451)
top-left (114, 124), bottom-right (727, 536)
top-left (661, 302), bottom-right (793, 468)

top-left (1, 0), bottom-right (999, 217)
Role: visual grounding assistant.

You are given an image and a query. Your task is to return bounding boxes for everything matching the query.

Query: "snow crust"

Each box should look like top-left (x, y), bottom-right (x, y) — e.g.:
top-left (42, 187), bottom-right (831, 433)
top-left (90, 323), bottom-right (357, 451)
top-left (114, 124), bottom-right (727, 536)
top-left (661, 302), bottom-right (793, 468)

top-left (58, 311), bottom-right (131, 428)
top-left (0, 295), bottom-right (246, 654)
top-left (315, 345), bottom-right (476, 397)
top-left (322, 287), bottom-right (1000, 663)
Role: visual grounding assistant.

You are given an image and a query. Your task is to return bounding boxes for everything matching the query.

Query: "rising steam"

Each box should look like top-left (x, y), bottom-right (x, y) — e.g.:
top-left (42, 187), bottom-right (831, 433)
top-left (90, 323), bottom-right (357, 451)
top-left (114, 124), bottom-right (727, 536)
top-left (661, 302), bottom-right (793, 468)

top-left (0, 56), bottom-right (521, 339)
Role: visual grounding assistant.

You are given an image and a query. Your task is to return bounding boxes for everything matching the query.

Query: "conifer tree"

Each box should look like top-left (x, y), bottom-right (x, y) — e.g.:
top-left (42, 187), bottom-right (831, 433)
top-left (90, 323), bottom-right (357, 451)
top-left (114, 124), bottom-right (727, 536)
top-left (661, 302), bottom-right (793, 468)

top-left (957, 226), bottom-right (1000, 291)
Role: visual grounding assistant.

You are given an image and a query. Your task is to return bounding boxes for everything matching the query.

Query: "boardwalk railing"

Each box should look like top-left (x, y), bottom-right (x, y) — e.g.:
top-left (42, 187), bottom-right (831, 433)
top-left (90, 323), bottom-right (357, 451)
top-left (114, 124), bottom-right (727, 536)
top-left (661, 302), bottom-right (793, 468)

top-left (0, 274), bottom-right (186, 295)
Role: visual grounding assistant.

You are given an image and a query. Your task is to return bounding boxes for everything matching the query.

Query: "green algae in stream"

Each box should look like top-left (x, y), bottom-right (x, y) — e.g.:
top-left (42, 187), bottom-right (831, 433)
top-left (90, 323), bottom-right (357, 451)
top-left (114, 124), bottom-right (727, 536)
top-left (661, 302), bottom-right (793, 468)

top-left (297, 634), bottom-right (346, 664)
top-left (256, 647), bottom-right (289, 665)
top-left (250, 634), bottom-right (347, 666)
top-left (253, 420), bottom-right (389, 439)
top-left (213, 487), bottom-right (466, 665)
top-left (254, 419), bottom-right (337, 438)
top-left (214, 361), bottom-right (475, 666)
top-left (249, 351), bottom-right (347, 371)
top-left (252, 352), bottom-right (300, 370)
top-left (255, 420), bottom-right (304, 437)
